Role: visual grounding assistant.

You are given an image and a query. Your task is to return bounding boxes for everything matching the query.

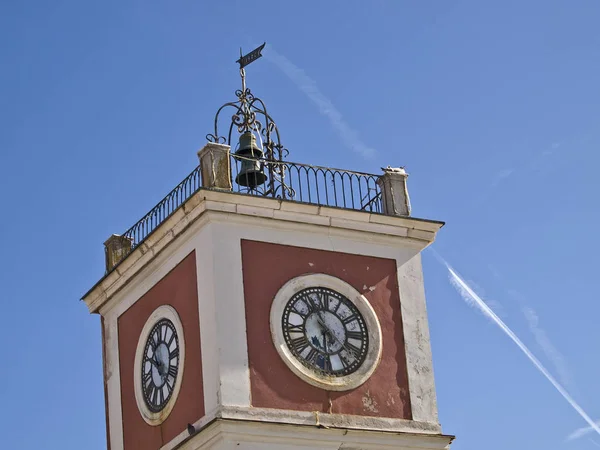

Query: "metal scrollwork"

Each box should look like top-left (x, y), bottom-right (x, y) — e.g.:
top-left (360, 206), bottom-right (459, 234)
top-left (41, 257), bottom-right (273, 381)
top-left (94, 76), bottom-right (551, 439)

top-left (205, 133), bottom-right (226, 144)
top-left (208, 63), bottom-right (293, 199)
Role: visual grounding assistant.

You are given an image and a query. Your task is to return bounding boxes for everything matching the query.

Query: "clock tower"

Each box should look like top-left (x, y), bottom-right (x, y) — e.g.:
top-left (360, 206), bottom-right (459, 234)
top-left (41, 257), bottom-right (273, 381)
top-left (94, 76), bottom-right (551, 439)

top-left (82, 46), bottom-right (454, 450)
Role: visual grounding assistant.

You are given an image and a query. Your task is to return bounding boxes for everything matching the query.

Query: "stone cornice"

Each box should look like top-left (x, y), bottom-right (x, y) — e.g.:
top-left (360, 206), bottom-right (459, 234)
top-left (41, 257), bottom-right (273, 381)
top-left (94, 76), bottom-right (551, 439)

top-left (162, 409), bottom-right (454, 450)
top-left (82, 190), bottom-right (444, 314)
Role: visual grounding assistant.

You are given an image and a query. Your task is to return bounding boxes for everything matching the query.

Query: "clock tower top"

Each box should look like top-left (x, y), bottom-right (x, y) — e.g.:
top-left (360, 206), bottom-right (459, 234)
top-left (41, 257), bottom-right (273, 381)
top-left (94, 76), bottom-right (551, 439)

top-left (82, 44), bottom-right (454, 450)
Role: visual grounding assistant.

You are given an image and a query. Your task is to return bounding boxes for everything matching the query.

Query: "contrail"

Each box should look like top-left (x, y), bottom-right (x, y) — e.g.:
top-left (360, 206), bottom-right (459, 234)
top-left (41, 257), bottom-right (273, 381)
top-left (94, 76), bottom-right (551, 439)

top-left (489, 268), bottom-right (575, 392)
top-left (264, 44), bottom-right (376, 159)
top-left (434, 252), bottom-right (600, 438)
top-left (567, 421), bottom-right (600, 441)
top-left (521, 305), bottom-right (574, 391)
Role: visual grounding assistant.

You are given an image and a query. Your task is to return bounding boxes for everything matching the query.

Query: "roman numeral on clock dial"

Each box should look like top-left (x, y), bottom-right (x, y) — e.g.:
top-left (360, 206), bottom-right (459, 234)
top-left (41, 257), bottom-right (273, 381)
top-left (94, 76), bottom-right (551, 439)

top-left (290, 335), bottom-right (310, 353)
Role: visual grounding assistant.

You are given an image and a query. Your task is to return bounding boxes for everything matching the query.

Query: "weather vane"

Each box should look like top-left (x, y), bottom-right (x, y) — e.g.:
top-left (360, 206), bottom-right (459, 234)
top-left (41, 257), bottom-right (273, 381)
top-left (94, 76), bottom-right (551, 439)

top-left (236, 42), bottom-right (266, 92)
top-left (237, 42), bottom-right (266, 69)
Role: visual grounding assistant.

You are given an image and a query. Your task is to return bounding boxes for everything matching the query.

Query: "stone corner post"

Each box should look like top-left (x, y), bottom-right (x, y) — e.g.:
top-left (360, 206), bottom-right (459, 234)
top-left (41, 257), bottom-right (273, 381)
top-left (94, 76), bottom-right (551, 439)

top-left (197, 142), bottom-right (232, 190)
top-left (104, 234), bottom-right (134, 272)
top-left (377, 167), bottom-right (411, 216)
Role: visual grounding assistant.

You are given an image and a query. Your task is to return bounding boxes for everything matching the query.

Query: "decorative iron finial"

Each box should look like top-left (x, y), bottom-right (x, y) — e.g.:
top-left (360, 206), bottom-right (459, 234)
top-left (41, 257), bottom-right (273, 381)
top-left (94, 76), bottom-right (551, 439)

top-left (236, 43), bottom-right (265, 99)
top-left (206, 42), bottom-right (293, 198)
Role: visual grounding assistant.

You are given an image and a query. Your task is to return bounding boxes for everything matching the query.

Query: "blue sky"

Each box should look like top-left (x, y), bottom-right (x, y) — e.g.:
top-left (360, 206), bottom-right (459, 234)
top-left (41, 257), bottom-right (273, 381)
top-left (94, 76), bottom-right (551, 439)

top-left (1, 1), bottom-right (599, 448)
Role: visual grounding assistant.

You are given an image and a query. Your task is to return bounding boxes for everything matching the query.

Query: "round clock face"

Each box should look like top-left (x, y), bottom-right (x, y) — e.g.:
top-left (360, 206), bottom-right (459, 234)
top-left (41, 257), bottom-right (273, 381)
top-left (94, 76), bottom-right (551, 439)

top-left (141, 318), bottom-right (180, 413)
top-left (282, 286), bottom-right (369, 376)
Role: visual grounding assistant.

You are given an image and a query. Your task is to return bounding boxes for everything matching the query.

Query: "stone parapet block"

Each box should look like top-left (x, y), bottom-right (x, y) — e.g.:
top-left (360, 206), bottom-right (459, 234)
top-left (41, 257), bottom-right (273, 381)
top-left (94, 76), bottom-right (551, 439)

top-left (377, 167), bottom-right (411, 217)
top-left (198, 143), bottom-right (232, 190)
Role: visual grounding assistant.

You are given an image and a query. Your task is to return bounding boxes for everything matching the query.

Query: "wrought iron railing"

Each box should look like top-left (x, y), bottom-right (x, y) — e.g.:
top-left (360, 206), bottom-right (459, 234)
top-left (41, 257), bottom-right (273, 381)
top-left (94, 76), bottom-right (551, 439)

top-left (230, 154), bottom-right (382, 213)
top-left (121, 165), bottom-right (203, 250)
top-left (111, 158), bottom-right (382, 272)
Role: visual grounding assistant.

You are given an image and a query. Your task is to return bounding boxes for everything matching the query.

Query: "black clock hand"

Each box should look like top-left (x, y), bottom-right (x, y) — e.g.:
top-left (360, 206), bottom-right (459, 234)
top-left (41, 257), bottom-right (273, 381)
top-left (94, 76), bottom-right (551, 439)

top-left (151, 348), bottom-right (168, 378)
top-left (315, 313), bottom-right (339, 346)
top-left (316, 311), bottom-right (330, 352)
top-left (315, 312), bottom-right (358, 358)
top-left (157, 351), bottom-right (169, 377)
top-left (315, 311), bottom-right (333, 335)
top-left (148, 357), bottom-right (159, 369)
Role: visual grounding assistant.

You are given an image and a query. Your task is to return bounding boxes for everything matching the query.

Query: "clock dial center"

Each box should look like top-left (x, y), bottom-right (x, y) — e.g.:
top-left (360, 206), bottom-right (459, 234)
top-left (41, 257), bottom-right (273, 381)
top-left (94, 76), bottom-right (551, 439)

top-left (305, 311), bottom-right (345, 354)
top-left (152, 342), bottom-right (170, 384)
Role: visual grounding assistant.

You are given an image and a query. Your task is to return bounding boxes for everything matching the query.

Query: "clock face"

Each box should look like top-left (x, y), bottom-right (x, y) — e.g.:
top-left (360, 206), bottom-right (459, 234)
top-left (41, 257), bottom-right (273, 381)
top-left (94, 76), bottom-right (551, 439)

top-left (141, 318), bottom-right (180, 413)
top-left (281, 286), bottom-right (369, 376)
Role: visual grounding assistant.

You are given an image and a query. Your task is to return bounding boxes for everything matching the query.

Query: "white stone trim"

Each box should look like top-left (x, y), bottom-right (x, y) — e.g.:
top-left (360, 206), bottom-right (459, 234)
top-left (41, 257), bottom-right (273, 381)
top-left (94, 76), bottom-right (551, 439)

top-left (98, 214), bottom-right (210, 318)
top-left (219, 406), bottom-right (442, 434)
top-left (175, 419), bottom-right (453, 450)
top-left (194, 231), bottom-right (219, 414)
top-left (210, 221), bottom-right (252, 407)
top-left (159, 410), bottom-right (219, 450)
top-left (159, 404), bottom-right (446, 450)
top-left (397, 253), bottom-right (438, 423)
top-left (103, 313), bottom-right (124, 450)
top-left (133, 305), bottom-right (186, 426)
top-left (270, 274), bottom-right (382, 391)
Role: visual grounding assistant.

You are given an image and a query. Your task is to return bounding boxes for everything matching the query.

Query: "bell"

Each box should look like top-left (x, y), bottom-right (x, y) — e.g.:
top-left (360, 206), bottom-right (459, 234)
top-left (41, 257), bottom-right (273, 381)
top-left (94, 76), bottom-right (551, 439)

top-left (234, 131), bottom-right (267, 188)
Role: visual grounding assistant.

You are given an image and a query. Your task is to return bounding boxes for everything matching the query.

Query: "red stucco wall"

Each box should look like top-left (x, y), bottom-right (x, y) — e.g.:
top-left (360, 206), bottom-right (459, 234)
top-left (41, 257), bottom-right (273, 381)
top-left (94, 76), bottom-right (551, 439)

top-left (118, 251), bottom-right (204, 449)
top-left (241, 240), bottom-right (412, 419)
